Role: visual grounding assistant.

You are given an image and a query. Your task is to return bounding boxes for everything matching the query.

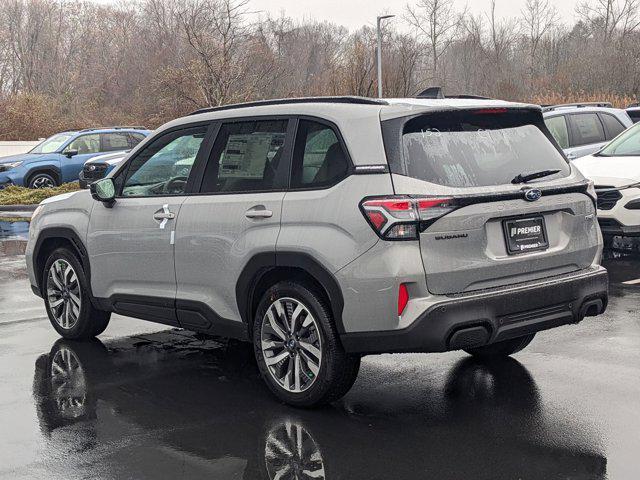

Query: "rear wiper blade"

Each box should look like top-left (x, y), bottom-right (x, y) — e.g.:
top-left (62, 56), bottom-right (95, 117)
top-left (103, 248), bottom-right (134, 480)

top-left (511, 169), bottom-right (561, 184)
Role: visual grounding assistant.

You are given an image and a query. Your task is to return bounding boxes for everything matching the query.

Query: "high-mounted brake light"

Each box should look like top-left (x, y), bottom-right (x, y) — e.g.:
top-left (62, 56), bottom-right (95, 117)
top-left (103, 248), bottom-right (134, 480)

top-left (360, 196), bottom-right (456, 240)
top-left (473, 108), bottom-right (508, 114)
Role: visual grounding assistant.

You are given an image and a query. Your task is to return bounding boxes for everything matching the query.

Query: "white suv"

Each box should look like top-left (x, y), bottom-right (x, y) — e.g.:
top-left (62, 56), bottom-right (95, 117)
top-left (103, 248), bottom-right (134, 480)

top-left (26, 97), bottom-right (608, 407)
top-left (543, 103), bottom-right (633, 160)
top-left (574, 122), bottom-right (640, 247)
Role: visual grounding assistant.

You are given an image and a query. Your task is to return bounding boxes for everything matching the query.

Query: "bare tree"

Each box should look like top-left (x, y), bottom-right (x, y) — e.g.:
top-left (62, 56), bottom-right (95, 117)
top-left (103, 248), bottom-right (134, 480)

top-left (521, 0), bottom-right (559, 87)
top-left (405, 0), bottom-right (465, 84)
top-left (577, 0), bottom-right (640, 42)
top-left (1, 0), bottom-right (640, 140)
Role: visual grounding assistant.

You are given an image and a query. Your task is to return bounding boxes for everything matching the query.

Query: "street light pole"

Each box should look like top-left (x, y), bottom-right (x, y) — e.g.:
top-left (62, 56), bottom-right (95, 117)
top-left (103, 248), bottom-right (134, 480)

top-left (376, 14), bottom-right (395, 99)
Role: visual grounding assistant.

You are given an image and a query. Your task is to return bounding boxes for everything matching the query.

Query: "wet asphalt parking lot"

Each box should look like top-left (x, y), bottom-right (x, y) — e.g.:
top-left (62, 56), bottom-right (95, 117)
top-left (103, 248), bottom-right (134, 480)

top-left (0, 249), bottom-right (639, 479)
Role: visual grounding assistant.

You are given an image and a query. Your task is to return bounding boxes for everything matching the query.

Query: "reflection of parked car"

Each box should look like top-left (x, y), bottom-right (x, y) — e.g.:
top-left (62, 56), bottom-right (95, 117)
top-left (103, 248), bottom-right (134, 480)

top-left (79, 151), bottom-right (129, 189)
top-left (0, 127), bottom-right (149, 189)
top-left (27, 96), bottom-right (608, 407)
top-left (32, 333), bottom-right (607, 479)
top-left (627, 103), bottom-right (640, 123)
top-left (543, 103), bottom-right (633, 160)
top-left (574, 122), bottom-right (640, 247)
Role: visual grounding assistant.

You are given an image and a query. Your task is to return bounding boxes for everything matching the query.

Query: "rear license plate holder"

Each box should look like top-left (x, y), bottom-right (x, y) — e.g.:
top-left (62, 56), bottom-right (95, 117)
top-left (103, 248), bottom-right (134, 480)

top-left (503, 216), bottom-right (549, 255)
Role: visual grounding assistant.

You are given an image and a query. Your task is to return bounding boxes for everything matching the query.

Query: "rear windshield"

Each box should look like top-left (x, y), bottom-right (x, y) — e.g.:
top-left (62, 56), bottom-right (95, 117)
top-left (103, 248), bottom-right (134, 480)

top-left (398, 109), bottom-right (570, 187)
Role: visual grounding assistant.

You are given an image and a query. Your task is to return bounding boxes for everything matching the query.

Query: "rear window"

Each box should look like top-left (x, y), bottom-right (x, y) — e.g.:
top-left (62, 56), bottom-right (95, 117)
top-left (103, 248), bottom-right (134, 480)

top-left (569, 113), bottom-right (605, 146)
top-left (627, 109), bottom-right (640, 123)
top-left (397, 109), bottom-right (570, 187)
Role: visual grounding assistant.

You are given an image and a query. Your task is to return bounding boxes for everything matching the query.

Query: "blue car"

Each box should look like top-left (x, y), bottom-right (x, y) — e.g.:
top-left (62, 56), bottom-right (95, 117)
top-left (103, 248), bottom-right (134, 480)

top-left (0, 127), bottom-right (150, 189)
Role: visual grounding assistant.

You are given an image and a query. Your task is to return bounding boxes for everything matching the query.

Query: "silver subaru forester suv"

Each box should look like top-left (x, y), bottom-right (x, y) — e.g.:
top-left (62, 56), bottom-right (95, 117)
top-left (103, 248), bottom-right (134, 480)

top-left (26, 96), bottom-right (608, 407)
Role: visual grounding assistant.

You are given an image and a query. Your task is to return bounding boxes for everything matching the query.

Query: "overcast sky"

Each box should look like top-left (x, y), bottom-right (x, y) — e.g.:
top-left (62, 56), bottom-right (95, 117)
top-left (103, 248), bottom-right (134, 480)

top-left (249, 0), bottom-right (583, 30)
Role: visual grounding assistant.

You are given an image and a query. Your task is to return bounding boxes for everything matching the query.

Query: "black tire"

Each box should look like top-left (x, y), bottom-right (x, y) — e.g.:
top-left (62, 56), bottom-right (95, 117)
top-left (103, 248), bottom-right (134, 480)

top-left (464, 333), bottom-right (535, 358)
top-left (43, 247), bottom-right (110, 339)
top-left (28, 172), bottom-right (59, 189)
top-left (253, 281), bottom-right (360, 408)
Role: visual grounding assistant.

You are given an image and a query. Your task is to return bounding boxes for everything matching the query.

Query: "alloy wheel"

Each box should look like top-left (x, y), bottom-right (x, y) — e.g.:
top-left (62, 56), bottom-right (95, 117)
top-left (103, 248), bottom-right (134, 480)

top-left (47, 259), bottom-right (82, 330)
top-left (260, 297), bottom-right (322, 393)
top-left (32, 176), bottom-right (56, 188)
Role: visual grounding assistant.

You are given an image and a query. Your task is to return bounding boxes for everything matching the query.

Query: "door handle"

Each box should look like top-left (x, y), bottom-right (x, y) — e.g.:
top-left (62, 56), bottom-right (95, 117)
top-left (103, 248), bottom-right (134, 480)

top-left (154, 204), bottom-right (175, 229)
top-left (153, 211), bottom-right (175, 220)
top-left (245, 205), bottom-right (273, 219)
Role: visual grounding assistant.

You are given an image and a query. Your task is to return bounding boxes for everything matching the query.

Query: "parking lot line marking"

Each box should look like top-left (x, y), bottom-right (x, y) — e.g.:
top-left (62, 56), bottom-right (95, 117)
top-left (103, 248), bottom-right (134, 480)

top-left (622, 278), bottom-right (640, 285)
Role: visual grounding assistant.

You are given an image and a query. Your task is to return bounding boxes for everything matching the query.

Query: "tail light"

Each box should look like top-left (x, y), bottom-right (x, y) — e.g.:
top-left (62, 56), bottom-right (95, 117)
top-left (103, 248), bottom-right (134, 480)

top-left (360, 196), bottom-right (457, 240)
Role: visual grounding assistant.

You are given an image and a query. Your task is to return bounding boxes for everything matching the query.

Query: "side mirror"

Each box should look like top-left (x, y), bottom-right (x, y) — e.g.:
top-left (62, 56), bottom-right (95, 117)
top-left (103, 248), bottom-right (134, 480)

top-left (90, 178), bottom-right (116, 207)
top-left (64, 149), bottom-right (79, 158)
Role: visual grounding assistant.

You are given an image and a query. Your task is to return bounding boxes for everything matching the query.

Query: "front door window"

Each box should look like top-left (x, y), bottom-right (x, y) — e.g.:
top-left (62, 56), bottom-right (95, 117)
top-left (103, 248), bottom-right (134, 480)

top-left (120, 127), bottom-right (206, 197)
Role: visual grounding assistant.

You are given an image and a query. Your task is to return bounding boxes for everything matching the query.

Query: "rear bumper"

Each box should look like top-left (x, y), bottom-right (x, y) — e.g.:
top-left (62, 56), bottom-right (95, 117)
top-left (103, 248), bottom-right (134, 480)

top-left (340, 266), bottom-right (608, 354)
top-left (598, 218), bottom-right (640, 237)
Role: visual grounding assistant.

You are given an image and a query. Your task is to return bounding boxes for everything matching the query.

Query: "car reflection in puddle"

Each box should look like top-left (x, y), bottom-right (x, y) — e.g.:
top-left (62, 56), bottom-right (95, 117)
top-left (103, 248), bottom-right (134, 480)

top-left (264, 419), bottom-right (325, 480)
top-left (32, 330), bottom-right (606, 479)
top-left (0, 220), bottom-right (29, 240)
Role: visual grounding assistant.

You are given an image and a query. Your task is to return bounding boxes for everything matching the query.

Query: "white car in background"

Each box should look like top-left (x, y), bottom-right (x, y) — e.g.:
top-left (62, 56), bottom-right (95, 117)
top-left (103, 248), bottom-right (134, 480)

top-left (543, 103), bottom-right (633, 160)
top-left (78, 150), bottom-right (129, 189)
top-left (573, 122), bottom-right (640, 247)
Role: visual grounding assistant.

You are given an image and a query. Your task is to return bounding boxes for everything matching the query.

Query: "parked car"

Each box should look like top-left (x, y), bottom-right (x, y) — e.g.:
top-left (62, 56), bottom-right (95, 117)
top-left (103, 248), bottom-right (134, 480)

top-left (543, 102), bottom-right (633, 160)
top-left (627, 103), bottom-right (640, 123)
top-left (0, 127), bottom-right (149, 189)
top-left (26, 96), bottom-right (608, 407)
top-left (79, 151), bottom-right (129, 189)
top-left (573, 122), bottom-right (640, 247)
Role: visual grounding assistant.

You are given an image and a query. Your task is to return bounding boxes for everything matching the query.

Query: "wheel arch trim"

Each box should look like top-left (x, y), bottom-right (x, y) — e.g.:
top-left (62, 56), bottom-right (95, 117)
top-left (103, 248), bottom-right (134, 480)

top-left (25, 165), bottom-right (62, 186)
top-left (33, 227), bottom-right (94, 302)
top-left (236, 252), bottom-right (346, 334)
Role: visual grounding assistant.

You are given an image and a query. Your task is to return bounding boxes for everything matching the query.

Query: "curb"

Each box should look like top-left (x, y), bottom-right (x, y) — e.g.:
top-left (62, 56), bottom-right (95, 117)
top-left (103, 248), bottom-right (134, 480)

top-left (0, 239), bottom-right (27, 256)
top-left (0, 204), bottom-right (38, 212)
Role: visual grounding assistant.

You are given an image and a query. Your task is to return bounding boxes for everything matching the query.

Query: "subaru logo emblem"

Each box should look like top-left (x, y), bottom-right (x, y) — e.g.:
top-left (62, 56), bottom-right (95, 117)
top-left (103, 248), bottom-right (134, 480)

top-left (524, 189), bottom-right (542, 202)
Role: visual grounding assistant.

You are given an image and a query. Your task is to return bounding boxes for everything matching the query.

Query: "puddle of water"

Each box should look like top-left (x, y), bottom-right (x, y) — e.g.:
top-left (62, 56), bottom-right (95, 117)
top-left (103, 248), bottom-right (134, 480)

top-left (0, 221), bottom-right (30, 240)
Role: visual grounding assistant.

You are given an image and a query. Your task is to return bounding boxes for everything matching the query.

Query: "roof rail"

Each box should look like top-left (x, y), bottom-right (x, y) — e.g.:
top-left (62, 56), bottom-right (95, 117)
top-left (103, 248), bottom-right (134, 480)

top-left (189, 96), bottom-right (387, 115)
top-left (627, 102), bottom-right (640, 108)
top-left (415, 86), bottom-right (491, 100)
top-left (446, 94), bottom-right (493, 100)
top-left (542, 102), bottom-right (613, 113)
top-left (78, 126), bottom-right (147, 132)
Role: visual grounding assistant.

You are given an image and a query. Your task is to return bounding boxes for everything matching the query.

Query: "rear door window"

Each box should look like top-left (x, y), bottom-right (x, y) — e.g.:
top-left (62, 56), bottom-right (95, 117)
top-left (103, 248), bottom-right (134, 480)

top-left (544, 115), bottom-right (570, 149)
top-left (200, 120), bottom-right (289, 193)
top-left (397, 109), bottom-right (570, 188)
top-left (101, 133), bottom-right (130, 152)
top-left (568, 113), bottom-right (606, 146)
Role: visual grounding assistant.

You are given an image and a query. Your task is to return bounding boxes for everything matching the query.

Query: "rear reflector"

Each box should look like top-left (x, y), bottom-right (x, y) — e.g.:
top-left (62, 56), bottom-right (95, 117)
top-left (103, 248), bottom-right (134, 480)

top-left (398, 284), bottom-right (409, 316)
top-left (360, 195), bottom-right (456, 240)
